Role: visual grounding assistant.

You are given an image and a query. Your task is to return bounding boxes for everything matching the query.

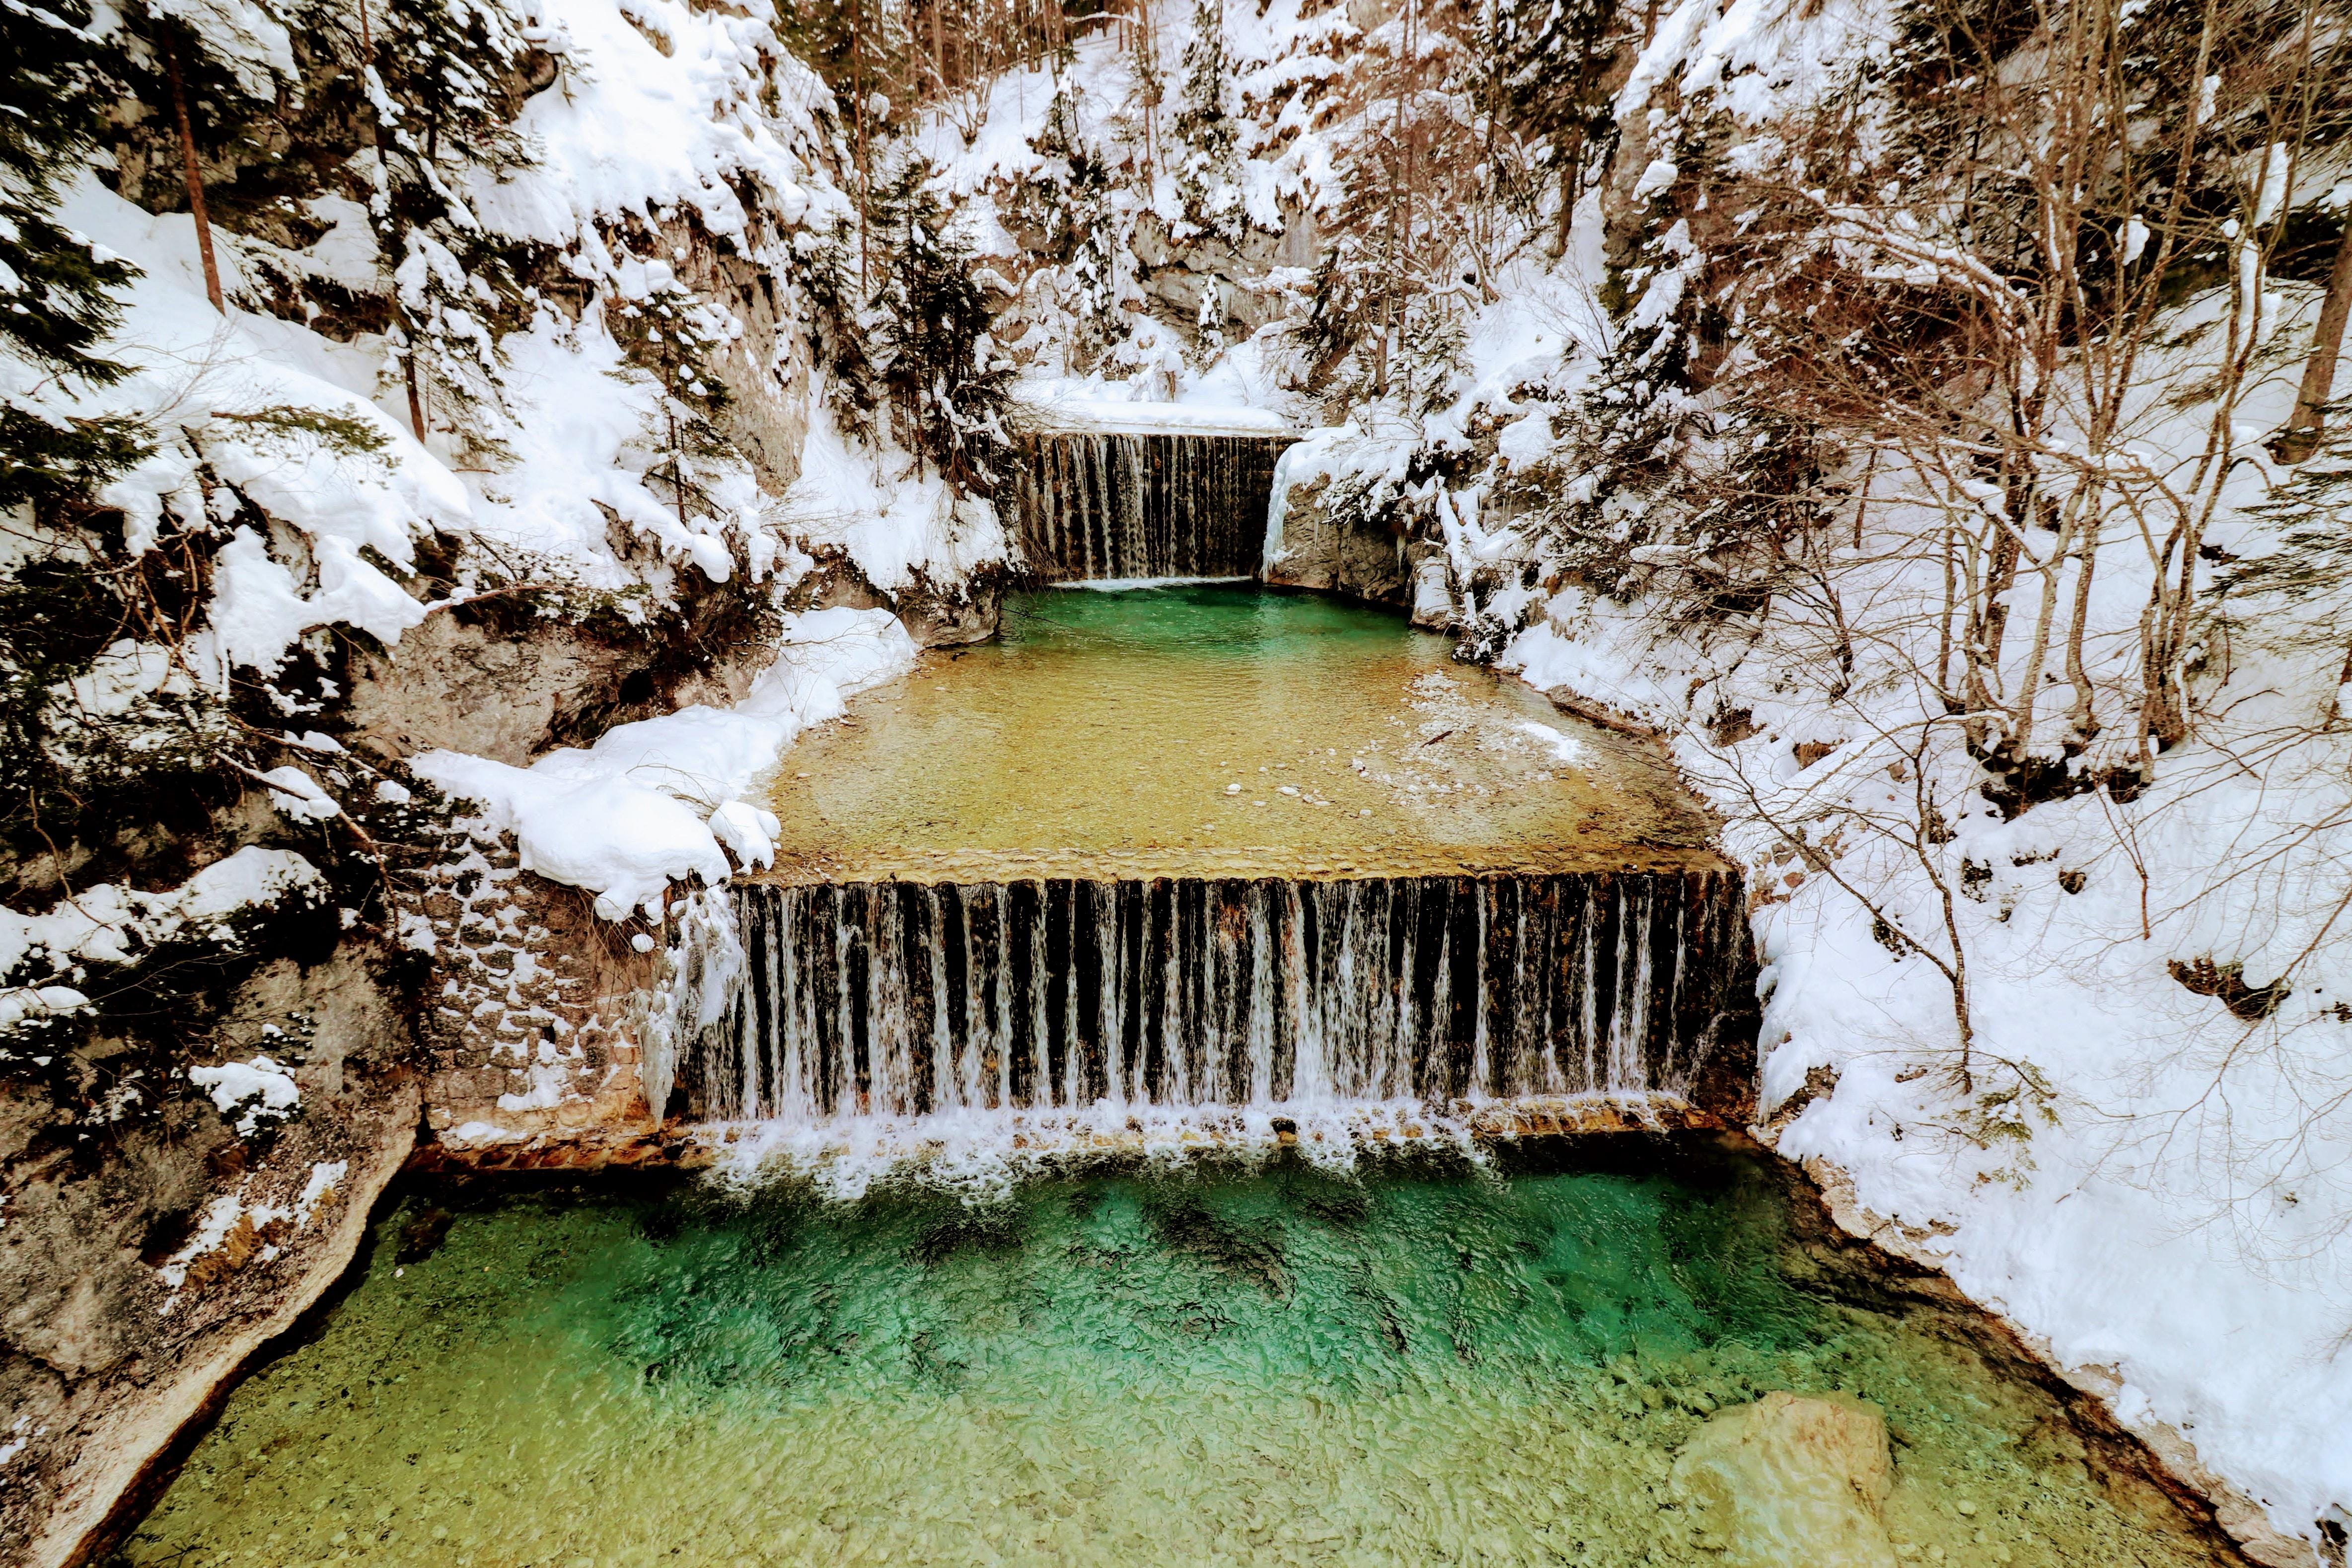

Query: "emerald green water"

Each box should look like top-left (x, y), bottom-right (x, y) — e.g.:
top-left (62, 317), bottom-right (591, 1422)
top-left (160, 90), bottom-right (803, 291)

top-left (120, 1149), bottom-right (2219, 1567)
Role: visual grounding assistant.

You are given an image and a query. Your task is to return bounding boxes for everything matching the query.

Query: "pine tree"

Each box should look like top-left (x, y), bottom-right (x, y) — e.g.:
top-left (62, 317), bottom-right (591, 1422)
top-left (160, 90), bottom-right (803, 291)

top-left (0, 0), bottom-right (147, 512)
top-left (358, 0), bottom-right (542, 449)
top-left (865, 156), bottom-right (1011, 493)
top-left (1492, 0), bottom-right (1629, 243)
top-left (1, 0), bottom-right (163, 846)
top-left (1173, 0), bottom-right (1238, 240)
top-left (1022, 73), bottom-right (1123, 371)
top-left (107, 0), bottom-right (303, 293)
top-left (607, 252), bottom-right (742, 530)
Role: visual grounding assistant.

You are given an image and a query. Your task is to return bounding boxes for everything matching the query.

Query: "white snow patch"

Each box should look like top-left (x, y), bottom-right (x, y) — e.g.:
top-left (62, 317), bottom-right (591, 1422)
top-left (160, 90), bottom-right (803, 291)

top-left (2, 849), bottom-right (322, 1029)
top-left (188, 1055), bottom-right (301, 1135)
top-left (412, 607), bottom-right (917, 918)
top-left (1517, 722), bottom-right (1591, 769)
top-left (1011, 387), bottom-right (1298, 436)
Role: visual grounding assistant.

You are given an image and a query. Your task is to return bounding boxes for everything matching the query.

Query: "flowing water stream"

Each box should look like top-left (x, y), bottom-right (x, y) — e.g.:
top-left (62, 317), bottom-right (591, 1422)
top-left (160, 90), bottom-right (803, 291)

top-left (117, 1146), bottom-right (2230, 1568)
top-left (685, 586), bottom-right (1749, 1175)
top-left (113, 557), bottom-right (2238, 1565)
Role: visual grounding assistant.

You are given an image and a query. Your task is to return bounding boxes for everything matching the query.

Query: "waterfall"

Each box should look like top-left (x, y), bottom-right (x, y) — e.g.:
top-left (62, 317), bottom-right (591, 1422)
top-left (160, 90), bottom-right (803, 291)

top-left (1011, 433), bottom-right (1296, 581)
top-left (679, 872), bottom-right (1753, 1124)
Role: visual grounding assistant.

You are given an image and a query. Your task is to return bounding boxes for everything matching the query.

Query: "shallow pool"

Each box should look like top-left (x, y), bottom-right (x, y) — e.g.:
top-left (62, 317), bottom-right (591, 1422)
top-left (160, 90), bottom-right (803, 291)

top-left (760, 585), bottom-right (1719, 883)
top-left (121, 1147), bottom-right (2223, 1567)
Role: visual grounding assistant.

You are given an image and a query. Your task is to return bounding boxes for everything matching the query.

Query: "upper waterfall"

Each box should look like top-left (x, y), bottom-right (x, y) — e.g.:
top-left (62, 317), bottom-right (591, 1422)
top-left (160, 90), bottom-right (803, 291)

top-left (1010, 431), bottom-right (1297, 581)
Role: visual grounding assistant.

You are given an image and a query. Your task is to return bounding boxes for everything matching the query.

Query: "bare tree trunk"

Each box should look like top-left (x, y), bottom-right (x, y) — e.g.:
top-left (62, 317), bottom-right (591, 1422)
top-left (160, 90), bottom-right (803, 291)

top-left (1551, 128), bottom-right (1582, 257)
top-left (1938, 523), bottom-right (1960, 705)
top-left (2063, 515), bottom-right (2101, 744)
top-left (1379, 4), bottom-right (1408, 397)
top-left (354, 0), bottom-right (425, 443)
top-left (1479, 0), bottom-right (1498, 273)
top-left (404, 349), bottom-right (427, 445)
top-left (2008, 499), bottom-right (2081, 758)
top-left (2276, 220), bottom-right (2352, 462)
top-left (1964, 523), bottom-right (2020, 748)
top-left (1400, 0), bottom-right (1417, 407)
top-left (1851, 447), bottom-right (1878, 551)
top-left (162, 33), bottom-right (224, 314)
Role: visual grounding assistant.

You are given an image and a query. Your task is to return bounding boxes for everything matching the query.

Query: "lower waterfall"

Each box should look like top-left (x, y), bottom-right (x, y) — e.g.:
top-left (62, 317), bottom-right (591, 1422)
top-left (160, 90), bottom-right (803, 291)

top-left (1011, 432), bottom-right (1294, 581)
top-left (680, 872), bottom-right (1753, 1126)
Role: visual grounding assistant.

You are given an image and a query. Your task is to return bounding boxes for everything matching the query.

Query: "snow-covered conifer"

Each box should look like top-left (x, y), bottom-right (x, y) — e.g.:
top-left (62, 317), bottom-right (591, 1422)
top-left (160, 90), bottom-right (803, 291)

top-left (865, 153), bottom-right (1011, 492)
top-left (0, 0), bottom-right (147, 512)
top-left (358, 0), bottom-right (545, 450)
top-left (1173, 0), bottom-right (1239, 239)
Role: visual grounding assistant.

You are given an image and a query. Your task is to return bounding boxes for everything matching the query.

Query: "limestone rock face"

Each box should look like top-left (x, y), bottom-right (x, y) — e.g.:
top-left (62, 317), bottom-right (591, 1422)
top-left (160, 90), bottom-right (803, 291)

top-left (1672, 1391), bottom-right (1900, 1568)
top-left (1126, 212), bottom-right (1305, 344)
top-left (875, 568), bottom-right (1005, 648)
top-left (0, 952), bottom-right (420, 1568)
top-left (1262, 475), bottom-right (1420, 608)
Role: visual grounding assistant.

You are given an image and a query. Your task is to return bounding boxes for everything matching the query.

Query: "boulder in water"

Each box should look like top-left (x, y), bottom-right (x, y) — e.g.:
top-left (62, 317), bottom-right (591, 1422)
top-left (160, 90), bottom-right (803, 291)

top-left (1672, 1391), bottom-right (1898, 1568)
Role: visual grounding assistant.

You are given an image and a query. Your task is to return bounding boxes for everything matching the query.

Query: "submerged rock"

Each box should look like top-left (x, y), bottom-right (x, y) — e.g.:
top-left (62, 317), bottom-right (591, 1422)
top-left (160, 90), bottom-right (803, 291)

top-left (1672, 1391), bottom-right (1898, 1568)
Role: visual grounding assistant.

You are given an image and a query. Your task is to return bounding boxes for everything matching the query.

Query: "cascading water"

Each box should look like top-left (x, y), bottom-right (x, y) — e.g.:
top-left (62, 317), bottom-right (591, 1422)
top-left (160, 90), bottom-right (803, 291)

top-left (680, 871), bottom-right (1753, 1126)
top-left (1011, 432), bottom-right (1295, 580)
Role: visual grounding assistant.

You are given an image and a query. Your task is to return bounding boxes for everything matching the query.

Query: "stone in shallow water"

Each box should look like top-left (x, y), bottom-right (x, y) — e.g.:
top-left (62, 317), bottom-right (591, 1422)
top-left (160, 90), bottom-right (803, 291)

top-left (1673, 1391), bottom-right (1898, 1568)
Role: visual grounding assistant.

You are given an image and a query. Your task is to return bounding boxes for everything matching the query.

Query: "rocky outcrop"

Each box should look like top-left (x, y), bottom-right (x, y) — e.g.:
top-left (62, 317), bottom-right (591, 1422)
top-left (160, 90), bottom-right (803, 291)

top-left (796, 554), bottom-right (1006, 649)
top-left (341, 593), bottom-right (790, 767)
top-left (1262, 472), bottom-right (1429, 609)
top-left (658, 218), bottom-right (815, 495)
top-left (0, 951), bottom-right (419, 1568)
top-left (1127, 210), bottom-right (1319, 345)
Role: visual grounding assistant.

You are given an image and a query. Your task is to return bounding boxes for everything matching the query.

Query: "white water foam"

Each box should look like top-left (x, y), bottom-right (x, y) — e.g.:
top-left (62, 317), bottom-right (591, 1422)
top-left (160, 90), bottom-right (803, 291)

top-left (1046, 576), bottom-right (1256, 591)
top-left (690, 1093), bottom-right (1702, 1202)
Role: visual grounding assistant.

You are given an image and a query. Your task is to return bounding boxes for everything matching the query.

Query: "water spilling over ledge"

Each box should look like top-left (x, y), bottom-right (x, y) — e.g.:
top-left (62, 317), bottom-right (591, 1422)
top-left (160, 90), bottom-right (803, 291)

top-left (1011, 432), bottom-right (1294, 581)
top-left (701, 586), bottom-right (1754, 1176)
top-left (683, 872), bottom-right (1754, 1124)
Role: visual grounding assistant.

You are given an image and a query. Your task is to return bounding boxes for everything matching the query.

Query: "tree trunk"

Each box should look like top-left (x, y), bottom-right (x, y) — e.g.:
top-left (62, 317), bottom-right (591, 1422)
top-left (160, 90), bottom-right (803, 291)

top-left (404, 347), bottom-right (427, 445)
top-left (162, 34), bottom-right (224, 314)
top-left (2275, 221), bottom-right (2352, 463)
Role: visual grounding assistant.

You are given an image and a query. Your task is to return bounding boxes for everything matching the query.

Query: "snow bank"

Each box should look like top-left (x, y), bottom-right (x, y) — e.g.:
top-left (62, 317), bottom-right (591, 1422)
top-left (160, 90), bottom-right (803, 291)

top-left (188, 1056), bottom-right (301, 1135)
top-left (413, 607), bottom-right (918, 917)
top-left (1, 848), bottom-right (324, 1028)
top-left (779, 403), bottom-right (1009, 594)
top-left (485, 0), bottom-right (846, 251)
top-left (54, 181), bottom-right (470, 680)
top-left (1490, 322), bottom-right (2352, 1550)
